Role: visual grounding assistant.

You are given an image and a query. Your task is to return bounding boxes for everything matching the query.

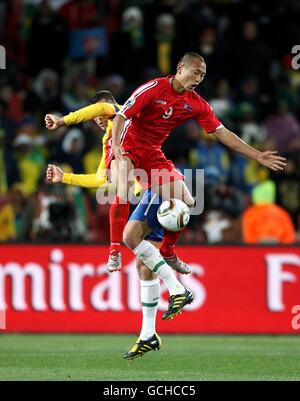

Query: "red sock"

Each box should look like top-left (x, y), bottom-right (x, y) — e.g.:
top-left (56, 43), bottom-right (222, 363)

top-left (109, 196), bottom-right (130, 254)
top-left (160, 228), bottom-right (186, 258)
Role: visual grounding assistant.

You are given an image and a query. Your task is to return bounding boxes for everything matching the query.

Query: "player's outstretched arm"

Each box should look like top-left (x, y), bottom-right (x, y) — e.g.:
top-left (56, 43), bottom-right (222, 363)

top-left (45, 103), bottom-right (115, 131)
top-left (213, 127), bottom-right (286, 171)
top-left (46, 163), bottom-right (108, 188)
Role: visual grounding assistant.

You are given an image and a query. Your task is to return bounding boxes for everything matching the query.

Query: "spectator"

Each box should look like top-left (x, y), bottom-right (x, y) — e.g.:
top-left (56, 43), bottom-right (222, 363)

top-left (28, 0), bottom-right (68, 75)
top-left (202, 176), bottom-right (244, 243)
top-left (0, 101), bottom-right (17, 149)
top-left (195, 27), bottom-right (222, 83)
top-left (61, 128), bottom-right (85, 173)
top-left (243, 180), bottom-right (296, 244)
top-left (205, 178), bottom-right (245, 219)
top-left (0, 0), bottom-right (7, 41)
top-left (10, 182), bottom-right (28, 238)
top-left (59, 0), bottom-right (99, 29)
top-left (104, 74), bottom-right (127, 104)
top-left (13, 133), bottom-right (45, 195)
top-left (24, 69), bottom-right (62, 126)
top-left (0, 196), bottom-right (16, 242)
top-left (0, 128), bottom-right (20, 196)
top-left (19, 181), bottom-right (85, 241)
top-left (265, 101), bottom-right (300, 155)
top-left (152, 13), bottom-right (176, 75)
top-left (271, 153), bottom-right (300, 227)
top-left (239, 104), bottom-right (266, 146)
top-left (202, 210), bottom-right (242, 244)
top-left (228, 149), bottom-right (270, 195)
top-left (189, 127), bottom-right (230, 184)
top-left (234, 21), bottom-right (271, 92)
top-left (209, 79), bottom-right (234, 124)
top-left (0, 84), bottom-right (25, 124)
top-left (62, 80), bottom-right (89, 113)
top-left (109, 7), bottom-right (146, 84)
top-left (236, 77), bottom-right (263, 118)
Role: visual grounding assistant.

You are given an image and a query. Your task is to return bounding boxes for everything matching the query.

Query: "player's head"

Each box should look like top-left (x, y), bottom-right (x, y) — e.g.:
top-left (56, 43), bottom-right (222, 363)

top-left (90, 90), bottom-right (117, 105)
top-left (175, 52), bottom-right (206, 91)
top-left (90, 90), bottom-right (117, 130)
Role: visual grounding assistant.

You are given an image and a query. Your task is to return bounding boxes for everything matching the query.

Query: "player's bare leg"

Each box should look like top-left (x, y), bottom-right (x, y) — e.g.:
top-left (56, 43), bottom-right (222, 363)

top-left (124, 241), bottom-right (162, 360)
top-left (123, 220), bottom-right (193, 321)
top-left (106, 158), bottom-right (134, 272)
top-left (151, 179), bottom-right (195, 274)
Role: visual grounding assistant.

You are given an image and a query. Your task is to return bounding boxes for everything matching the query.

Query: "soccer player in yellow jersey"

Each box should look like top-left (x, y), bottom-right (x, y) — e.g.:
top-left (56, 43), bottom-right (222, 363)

top-left (46, 91), bottom-right (117, 189)
top-left (45, 90), bottom-right (131, 272)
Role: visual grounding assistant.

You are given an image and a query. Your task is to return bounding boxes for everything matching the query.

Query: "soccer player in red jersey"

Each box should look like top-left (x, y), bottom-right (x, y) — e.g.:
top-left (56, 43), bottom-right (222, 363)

top-left (110, 52), bottom-right (286, 314)
top-left (45, 91), bottom-right (190, 274)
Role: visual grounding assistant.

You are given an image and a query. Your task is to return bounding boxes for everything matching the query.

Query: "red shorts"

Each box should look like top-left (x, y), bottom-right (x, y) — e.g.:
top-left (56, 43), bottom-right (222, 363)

top-left (105, 142), bottom-right (184, 189)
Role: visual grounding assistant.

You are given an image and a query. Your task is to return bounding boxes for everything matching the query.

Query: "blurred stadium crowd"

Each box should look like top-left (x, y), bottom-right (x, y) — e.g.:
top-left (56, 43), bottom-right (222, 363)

top-left (0, 0), bottom-right (300, 244)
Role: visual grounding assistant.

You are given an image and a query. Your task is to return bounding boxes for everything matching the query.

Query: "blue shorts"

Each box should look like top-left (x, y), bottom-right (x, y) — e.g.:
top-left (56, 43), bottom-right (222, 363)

top-left (129, 189), bottom-right (164, 242)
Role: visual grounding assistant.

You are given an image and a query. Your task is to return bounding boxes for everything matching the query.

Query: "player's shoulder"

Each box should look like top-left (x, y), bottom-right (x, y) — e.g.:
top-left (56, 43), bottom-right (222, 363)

top-left (156, 76), bottom-right (170, 85)
top-left (129, 78), bottom-right (166, 101)
top-left (189, 90), bottom-right (206, 102)
top-left (188, 90), bottom-right (211, 111)
top-left (156, 76), bottom-right (178, 90)
top-left (134, 77), bottom-right (161, 92)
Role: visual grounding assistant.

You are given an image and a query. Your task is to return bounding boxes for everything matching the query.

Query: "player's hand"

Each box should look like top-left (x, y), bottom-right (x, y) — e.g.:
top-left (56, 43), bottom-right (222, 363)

top-left (257, 151), bottom-right (287, 171)
top-left (112, 144), bottom-right (126, 160)
top-left (45, 114), bottom-right (64, 131)
top-left (46, 164), bottom-right (64, 183)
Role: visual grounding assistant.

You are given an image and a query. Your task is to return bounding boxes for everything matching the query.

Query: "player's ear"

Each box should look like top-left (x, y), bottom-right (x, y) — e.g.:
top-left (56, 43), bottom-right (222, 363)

top-left (177, 62), bottom-right (184, 74)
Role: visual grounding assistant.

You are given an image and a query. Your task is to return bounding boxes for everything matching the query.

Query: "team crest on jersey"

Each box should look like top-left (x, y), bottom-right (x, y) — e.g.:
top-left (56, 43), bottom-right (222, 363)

top-left (183, 103), bottom-right (193, 112)
top-left (155, 99), bottom-right (167, 105)
top-left (124, 98), bottom-right (135, 108)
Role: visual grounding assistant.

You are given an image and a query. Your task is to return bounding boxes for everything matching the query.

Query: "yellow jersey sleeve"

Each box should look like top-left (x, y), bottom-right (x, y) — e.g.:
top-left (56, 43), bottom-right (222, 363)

top-left (62, 173), bottom-right (108, 188)
top-left (63, 103), bottom-right (116, 126)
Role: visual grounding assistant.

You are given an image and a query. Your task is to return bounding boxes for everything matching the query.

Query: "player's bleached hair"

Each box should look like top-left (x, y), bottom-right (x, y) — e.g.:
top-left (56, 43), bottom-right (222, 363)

top-left (90, 90), bottom-right (116, 104)
top-left (178, 52), bottom-right (205, 66)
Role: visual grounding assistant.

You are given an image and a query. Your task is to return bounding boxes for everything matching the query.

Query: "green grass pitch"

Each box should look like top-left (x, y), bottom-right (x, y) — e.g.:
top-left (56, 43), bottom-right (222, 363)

top-left (0, 334), bottom-right (300, 381)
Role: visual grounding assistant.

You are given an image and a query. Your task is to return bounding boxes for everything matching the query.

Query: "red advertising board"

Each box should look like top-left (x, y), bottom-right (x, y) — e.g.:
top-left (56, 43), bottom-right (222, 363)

top-left (0, 245), bottom-right (300, 333)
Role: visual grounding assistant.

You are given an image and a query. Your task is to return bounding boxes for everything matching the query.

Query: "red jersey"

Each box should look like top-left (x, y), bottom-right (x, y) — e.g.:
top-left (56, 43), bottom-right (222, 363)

top-left (118, 76), bottom-right (223, 149)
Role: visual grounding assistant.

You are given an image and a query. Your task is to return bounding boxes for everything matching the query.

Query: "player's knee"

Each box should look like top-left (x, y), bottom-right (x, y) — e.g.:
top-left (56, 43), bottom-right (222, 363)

top-left (123, 228), bottom-right (142, 250)
top-left (123, 235), bottom-right (137, 250)
top-left (137, 263), bottom-right (156, 280)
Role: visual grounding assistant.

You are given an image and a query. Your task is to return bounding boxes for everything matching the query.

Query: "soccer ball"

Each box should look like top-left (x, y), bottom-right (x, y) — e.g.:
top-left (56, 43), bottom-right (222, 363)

top-left (157, 198), bottom-right (190, 232)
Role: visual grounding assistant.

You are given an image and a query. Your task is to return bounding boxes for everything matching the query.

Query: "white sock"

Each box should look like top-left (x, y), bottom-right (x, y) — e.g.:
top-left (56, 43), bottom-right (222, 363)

top-left (140, 279), bottom-right (160, 341)
top-left (134, 240), bottom-right (185, 295)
